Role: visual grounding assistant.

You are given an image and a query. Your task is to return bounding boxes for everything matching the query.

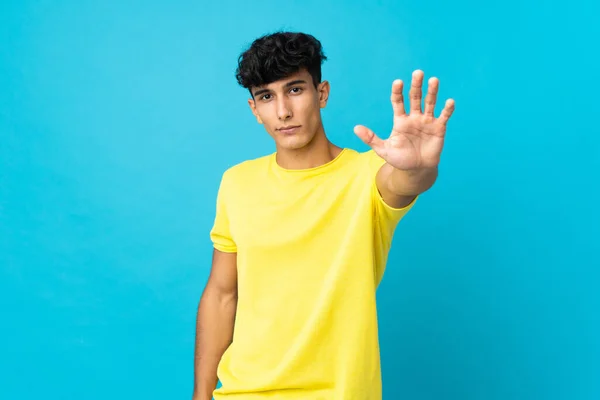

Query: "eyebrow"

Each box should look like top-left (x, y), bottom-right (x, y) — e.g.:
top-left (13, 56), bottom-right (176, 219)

top-left (253, 79), bottom-right (308, 97)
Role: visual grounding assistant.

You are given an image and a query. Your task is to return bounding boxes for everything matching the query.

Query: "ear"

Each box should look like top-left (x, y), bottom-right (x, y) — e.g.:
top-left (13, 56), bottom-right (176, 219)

top-left (247, 98), bottom-right (263, 124)
top-left (317, 80), bottom-right (330, 109)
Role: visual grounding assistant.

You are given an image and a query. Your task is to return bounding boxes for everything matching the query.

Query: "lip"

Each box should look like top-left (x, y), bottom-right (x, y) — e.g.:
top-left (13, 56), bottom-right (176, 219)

top-left (278, 125), bottom-right (301, 134)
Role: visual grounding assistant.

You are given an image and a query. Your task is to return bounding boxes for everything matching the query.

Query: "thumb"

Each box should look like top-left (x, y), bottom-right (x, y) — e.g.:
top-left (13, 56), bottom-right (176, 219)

top-left (353, 125), bottom-right (385, 150)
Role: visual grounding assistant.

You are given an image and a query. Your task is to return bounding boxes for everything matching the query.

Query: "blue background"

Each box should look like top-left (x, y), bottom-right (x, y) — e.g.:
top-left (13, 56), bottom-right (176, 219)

top-left (1, 0), bottom-right (599, 399)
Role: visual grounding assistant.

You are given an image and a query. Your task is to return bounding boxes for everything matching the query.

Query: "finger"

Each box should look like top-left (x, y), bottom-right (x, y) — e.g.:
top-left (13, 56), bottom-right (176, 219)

top-left (354, 125), bottom-right (385, 150)
top-left (409, 70), bottom-right (425, 114)
top-left (424, 77), bottom-right (439, 117)
top-left (390, 79), bottom-right (405, 117)
top-left (438, 99), bottom-right (455, 126)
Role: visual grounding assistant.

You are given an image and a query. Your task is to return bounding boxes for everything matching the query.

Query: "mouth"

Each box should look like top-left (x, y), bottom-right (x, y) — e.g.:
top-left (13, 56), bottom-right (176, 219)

top-left (277, 125), bottom-right (301, 135)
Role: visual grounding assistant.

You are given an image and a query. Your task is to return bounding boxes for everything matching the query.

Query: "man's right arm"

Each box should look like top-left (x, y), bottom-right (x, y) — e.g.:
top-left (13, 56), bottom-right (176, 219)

top-left (192, 249), bottom-right (238, 400)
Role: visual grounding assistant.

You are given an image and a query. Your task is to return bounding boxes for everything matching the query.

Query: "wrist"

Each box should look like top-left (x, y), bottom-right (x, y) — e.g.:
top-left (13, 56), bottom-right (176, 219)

top-left (387, 166), bottom-right (437, 196)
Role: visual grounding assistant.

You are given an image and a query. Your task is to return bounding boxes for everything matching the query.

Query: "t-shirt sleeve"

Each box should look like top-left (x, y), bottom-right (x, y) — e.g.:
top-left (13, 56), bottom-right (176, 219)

top-left (366, 150), bottom-right (417, 284)
top-left (209, 170), bottom-right (238, 253)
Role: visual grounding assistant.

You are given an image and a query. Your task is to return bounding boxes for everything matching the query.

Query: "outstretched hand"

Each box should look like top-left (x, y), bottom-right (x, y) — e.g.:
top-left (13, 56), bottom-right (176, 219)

top-left (354, 70), bottom-right (455, 171)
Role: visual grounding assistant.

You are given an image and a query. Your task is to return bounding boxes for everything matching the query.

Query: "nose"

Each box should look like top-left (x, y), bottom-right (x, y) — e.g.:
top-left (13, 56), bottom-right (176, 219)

top-left (276, 97), bottom-right (292, 121)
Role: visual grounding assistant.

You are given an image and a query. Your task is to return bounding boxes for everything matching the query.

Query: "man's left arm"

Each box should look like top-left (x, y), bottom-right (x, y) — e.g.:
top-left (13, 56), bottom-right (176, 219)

top-left (355, 69), bottom-right (455, 207)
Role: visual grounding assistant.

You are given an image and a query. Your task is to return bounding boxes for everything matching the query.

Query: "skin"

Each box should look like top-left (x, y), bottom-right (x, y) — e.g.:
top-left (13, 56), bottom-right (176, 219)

top-left (192, 68), bottom-right (455, 400)
top-left (354, 69), bottom-right (455, 207)
top-left (193, 250), bottom-right (237, 400)
top-left (247, 69), bottom-right (344, 170)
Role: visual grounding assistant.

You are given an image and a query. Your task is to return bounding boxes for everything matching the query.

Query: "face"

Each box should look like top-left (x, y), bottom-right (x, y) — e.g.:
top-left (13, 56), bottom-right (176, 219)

top-left (248, 69), bottom-right (330, 151)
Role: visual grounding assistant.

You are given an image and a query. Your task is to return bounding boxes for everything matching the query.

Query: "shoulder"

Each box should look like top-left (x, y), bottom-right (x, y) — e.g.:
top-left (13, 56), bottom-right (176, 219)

top-left (344, 148), bottom-right (386, 174)
top-left (361, 149), bottom-right (385, 167)
top-left (219, 153), bottom-right (273, 184)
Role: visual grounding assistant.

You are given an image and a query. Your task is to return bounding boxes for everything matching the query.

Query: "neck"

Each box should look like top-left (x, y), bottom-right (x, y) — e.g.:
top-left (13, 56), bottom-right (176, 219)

top-left (275, 126), bottom-right (343, 170)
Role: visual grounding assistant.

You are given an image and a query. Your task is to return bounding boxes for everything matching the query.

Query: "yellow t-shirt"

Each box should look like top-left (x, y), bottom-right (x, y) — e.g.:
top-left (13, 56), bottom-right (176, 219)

top-left (210, 148), bottom-right (416, 399)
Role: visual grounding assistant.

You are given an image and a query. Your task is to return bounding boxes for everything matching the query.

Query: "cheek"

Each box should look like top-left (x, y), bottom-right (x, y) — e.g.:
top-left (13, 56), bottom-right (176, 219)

top-left (256, 107), bottom-right (278, 132)
top-left (298, 99), bottom-right (320, 123)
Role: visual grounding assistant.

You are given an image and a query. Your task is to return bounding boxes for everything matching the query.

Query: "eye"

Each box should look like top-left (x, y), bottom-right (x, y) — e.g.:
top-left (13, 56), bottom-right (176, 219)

top-left (260, 94), bottom-right (272, 101)
top-left (290, 87), bottom-right (303, 94)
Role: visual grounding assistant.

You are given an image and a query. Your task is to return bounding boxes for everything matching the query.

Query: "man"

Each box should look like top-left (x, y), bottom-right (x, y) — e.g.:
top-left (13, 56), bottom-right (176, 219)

top-left (193, 31), bottom-right (455, 400)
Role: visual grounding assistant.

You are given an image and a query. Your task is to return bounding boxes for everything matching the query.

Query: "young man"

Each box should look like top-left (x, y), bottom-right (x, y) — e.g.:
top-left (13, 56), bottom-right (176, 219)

top-left (193, 32), bottom-right (455, 400)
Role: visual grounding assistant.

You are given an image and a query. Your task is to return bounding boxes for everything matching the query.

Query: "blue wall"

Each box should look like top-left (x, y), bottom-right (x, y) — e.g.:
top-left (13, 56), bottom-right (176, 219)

top-left (1, 0), bottom-right (598, 399)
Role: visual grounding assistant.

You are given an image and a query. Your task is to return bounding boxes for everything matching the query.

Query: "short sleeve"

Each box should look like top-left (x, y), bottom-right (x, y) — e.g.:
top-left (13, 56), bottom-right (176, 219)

top-left (209, 171), bottom-right (237, 253)
top-left (365, 150), bottom-right (417, 284)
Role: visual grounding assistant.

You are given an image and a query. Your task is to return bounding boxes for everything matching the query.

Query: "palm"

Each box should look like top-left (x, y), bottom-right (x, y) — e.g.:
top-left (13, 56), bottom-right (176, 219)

top-left (354, 70), bottom-right (455, 171)
top-left (385, 111), bottom-right (446, 170)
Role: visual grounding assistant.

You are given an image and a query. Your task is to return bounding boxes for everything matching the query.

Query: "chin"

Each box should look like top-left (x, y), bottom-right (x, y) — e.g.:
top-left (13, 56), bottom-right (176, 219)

top-left (276, 133), bottom-right (314, 151)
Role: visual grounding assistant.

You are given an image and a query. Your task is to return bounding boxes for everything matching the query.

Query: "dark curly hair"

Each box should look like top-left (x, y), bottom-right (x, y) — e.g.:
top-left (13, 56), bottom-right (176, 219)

top-left (235, 31), bottom-right (327, 95)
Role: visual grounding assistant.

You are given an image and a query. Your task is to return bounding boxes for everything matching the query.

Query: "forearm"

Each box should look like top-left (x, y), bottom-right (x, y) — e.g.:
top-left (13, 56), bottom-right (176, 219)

top-left (193, 287), bottom-right (237, 400)
top-left (384, 162), bottom-right (438, 197)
